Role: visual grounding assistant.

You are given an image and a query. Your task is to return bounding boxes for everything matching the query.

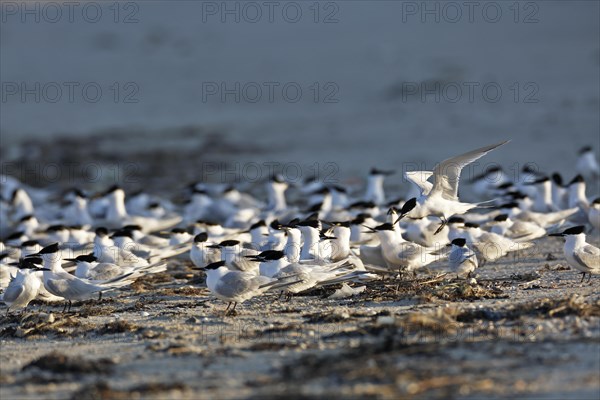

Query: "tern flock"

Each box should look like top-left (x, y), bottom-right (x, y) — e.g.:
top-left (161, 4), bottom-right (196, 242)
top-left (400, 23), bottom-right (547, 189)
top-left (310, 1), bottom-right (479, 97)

top-left (1, 141), bottom-right (599, 315)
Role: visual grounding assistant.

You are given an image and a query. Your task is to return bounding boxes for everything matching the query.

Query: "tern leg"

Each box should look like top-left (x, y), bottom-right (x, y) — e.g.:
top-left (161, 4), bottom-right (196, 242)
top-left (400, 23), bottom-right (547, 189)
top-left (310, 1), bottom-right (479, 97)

top-left (62, 302), bottom-right (68, 313)
top-left (225, 302), bottom-right (232, 312)
top-left (67, 300), bottom-right (72, 313)
top-left (225, 302), bottom-right (237, 316)
top-left (580, 272), bottom-right (586, 283)
top-left (98, 292), bottom-right (103, 301)
top-left (588, 273), bottom-right (592, 283)
top-left (434, 216), bottom-right (447, 235)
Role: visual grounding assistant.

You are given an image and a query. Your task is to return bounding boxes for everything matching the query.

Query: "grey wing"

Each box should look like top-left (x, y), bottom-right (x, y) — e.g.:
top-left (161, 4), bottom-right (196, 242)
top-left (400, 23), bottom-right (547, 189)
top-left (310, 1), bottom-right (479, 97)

top-left (215, 273), bottom-right (256, 298)
top-left (359, 245), bottom-right (386, 267)
top-left (45, 278), bottom-right (101, 299)
top-left (432, 141), bottom-right (509, 200)
top-left (90, 263), bottom-right (121, 280)
top-left (573, 245), bottom-right (600, 271)
top-left (3, 283), bottom-right (24, 303)
top-left (274, 265), bottom-right (309, 281)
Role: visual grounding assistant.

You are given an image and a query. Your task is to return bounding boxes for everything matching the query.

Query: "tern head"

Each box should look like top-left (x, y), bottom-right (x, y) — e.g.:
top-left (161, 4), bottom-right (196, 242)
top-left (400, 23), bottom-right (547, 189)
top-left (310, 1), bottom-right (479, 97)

top-left (5, 231), bottom-right (25, 242)
top-left (374, 223), bottom-right (394, 232)
top-left (549, 225), bottom-right (586, 237)
top-left (192, 188), bottom-right (209, 196)
top-left (104, 184), bottom-right (122, 195)
top-left (328, 221), bottom-right (350, 228)
top-left (330, 185), bottom-right (347, 194)
top-left (27, 243), bottom-right (60, 262)
top-left (493, 214), bottom-right (509, 222)
top-left (579, 146), bottom-right (592, 155)
top-left (72, 188), bottom-right (87, 199)
top-left (95, 227), bottom-right (109, 238)
top-left (351, 213), bottom-right (372, 225)
top-left (592, 198), bottom-right (600, 207)
top-left (247, 250), bottom-right (285, 262)
top-left (209, 240), bottom-right (239, 249)
top-left (296, 219), bottom-right (320, 229)
top-left (387, 206), bottom-right (399, 216)
top-left (551, 173), bottom-right (563, 187)
top-left (46, 224), bottom-right (67, 232)
top-left (269, 219), bottom-right (284, 230)
top-left (447, 216), bottom-right (465, 225)
top-left (196, 220), bottom-right (219, 227)
top-left (522, 165), bottom-right (540, 175)
top-left (270, 175), bottom-right (288, 187)
top-left (37, 243), bottom-right (60, 254)
top-left (204, 260), bottom-right (226, 270)
top-left (310, 187), bottom-right (330, 196)
top-left (349, 201), bottom-right (377, 210)
top-left (122, 224), bottom-right (142, 232)
top-left (17, 257), bottom-right (50, 271)
top-left (450, 238), bottom-right (467, 247)
top-left (464, 222), bottom-right (480, 230)
top-left (111, 229), bottom-right (134, 239)
top-left (568, 175), bottom-right (584, 186)
top-left (306, 202), bottom-right (323, 213)
top-left (194, 232), bottom-right (209, 243)
top-left (525, 176), bottom-right (549, 186)
top-left (306, 212), bottom-right (320, 221)
top-left (249, 220), bottom-right (266, 231)
top-left (369, 168), bottom-right (395, 176)
top-left (393, 197), bottom-right (417, 224)
top-left (21, 240), bottom-right (39, 247)
top-left (66, 254), bottom-right (97, 263)
top-left (319, 228), bottom-right (337, 240)
top-left (19, 214), bottom-right (35, 222)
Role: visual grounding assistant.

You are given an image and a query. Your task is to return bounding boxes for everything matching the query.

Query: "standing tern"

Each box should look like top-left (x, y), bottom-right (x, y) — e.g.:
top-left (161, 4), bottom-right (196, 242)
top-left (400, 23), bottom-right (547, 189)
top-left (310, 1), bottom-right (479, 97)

top-left (2, 257), bottom-right (47, 312)
top-left (549, 226), bottom-right (599, 282)
top-left (203, 260), bottom-right (299, 314)
top-left (447, 238), bottom-right (478, 278)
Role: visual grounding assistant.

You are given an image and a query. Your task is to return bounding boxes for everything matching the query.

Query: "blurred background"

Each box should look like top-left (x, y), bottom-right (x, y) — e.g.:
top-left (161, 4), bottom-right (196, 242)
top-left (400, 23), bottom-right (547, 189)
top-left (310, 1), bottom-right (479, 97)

top-left (1, 1), bottom-right (598, 193)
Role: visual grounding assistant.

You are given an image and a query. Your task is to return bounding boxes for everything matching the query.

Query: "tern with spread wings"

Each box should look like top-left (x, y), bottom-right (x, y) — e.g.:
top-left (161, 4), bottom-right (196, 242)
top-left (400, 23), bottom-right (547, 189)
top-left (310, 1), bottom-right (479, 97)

top-left (396, 141), bottom-right (509, 234)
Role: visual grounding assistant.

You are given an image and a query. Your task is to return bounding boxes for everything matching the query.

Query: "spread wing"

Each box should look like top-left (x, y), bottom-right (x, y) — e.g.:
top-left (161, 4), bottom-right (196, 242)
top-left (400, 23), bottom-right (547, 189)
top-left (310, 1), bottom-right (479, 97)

top-left (405, 171), bottom-right (433, 196)
top-left (573, 245), bottom-right (600, 271)
top-left (431, 141), bottom-right (509, 201)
